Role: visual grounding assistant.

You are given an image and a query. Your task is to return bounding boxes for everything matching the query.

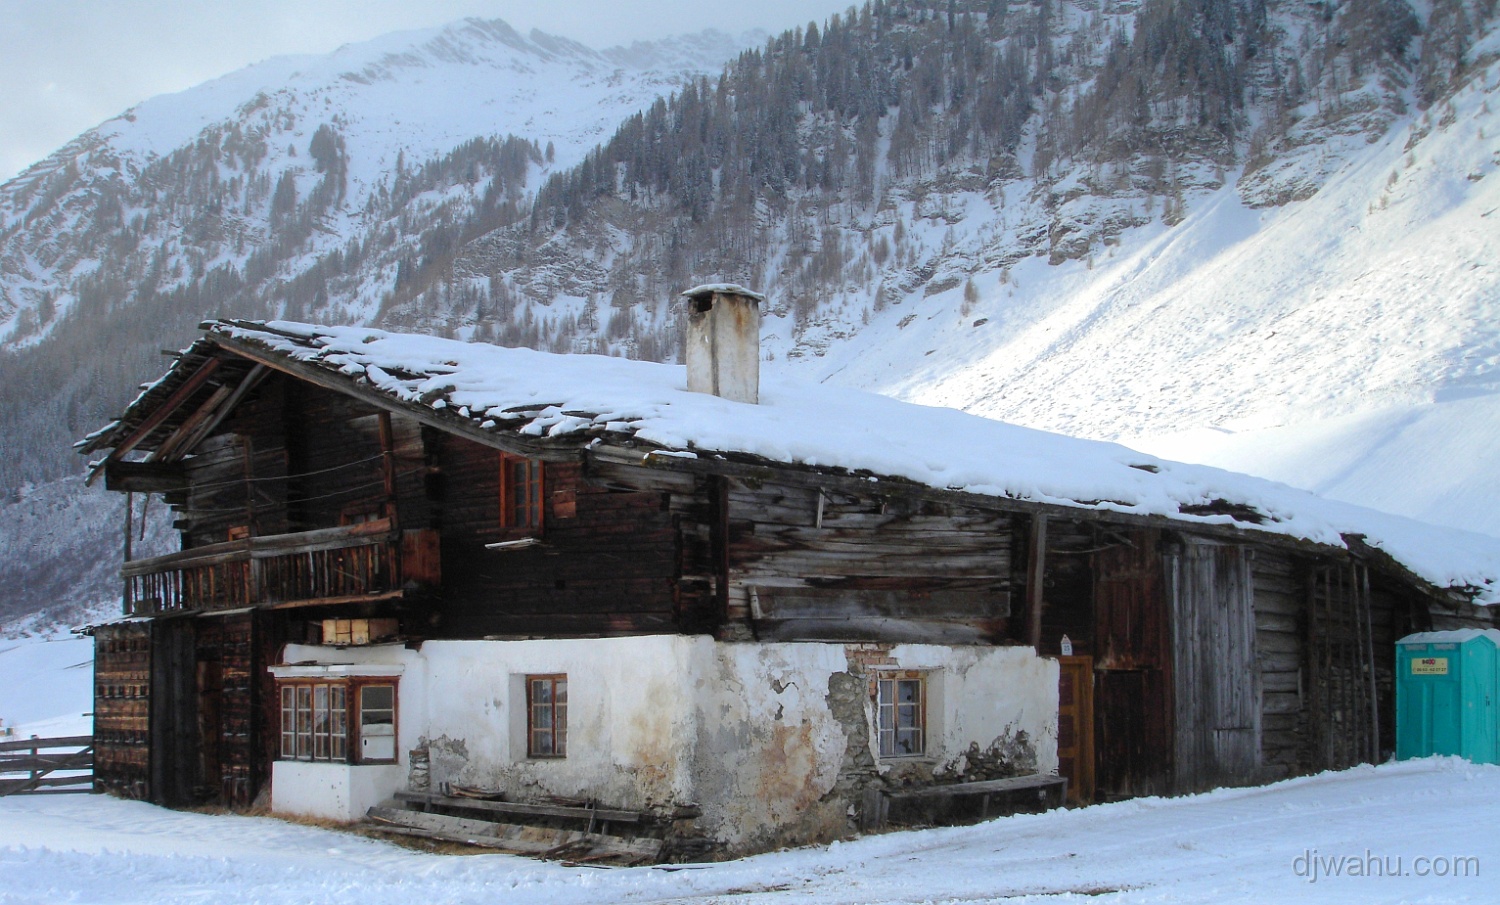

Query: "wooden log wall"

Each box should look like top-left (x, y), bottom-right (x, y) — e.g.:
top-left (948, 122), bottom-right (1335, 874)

top-left (1249, 547), bottom-right (1306, 782)
top-left (1036, 519), bottom-right (1100, 655)
top-left (281, 383), bottom-right (426, 533)
top-left (177, 433), bottom-right (255, 549)
top-left (93, 622), bottom-right (152, 799)
top-left (720, 478), bottom-right (1015, 644)
top-left (167, 377), bottom-right (289, 548)
top-left (586, 457), bottom-right (721, 634)
top-left (1251, 551), bottom-right (1428, 779)
top-left (199, 612), bottom-right (259, 807)
top-left (432, 437), bottom-right (683, 638)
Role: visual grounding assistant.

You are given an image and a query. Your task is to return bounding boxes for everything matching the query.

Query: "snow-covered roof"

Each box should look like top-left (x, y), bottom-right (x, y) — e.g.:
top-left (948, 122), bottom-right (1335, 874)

top-left (1398, 629), bottom-right (1500, 646)
top-left (682, 283), bottom-right (765, 302)
top-left (93, 319), bottom-right (1500, 605)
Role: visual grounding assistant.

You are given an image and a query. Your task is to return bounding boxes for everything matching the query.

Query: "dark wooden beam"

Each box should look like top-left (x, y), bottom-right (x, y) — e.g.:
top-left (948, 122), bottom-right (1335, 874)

top-left (105, 460), bottom-right (189, 494)
top-left (107, 357), bottom-right (222, 462)
top-left (378, 410), bottom-right (398, 530)
top-left (1026, 513), bottom-right (1048, 650)
top-left (152, 364), bottom-right (268, 463)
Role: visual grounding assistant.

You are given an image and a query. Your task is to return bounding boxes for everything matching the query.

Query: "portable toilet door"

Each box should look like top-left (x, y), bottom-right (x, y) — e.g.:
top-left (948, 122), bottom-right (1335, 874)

top-left (1395, 630), bottom-right (1500, 765)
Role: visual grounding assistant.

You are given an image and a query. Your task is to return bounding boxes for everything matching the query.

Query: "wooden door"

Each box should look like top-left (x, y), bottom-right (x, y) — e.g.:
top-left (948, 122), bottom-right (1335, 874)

top-left (1092, 530), bottom-right (1173, 799)
top-left (1057, 655), bottom-right (1095, 804)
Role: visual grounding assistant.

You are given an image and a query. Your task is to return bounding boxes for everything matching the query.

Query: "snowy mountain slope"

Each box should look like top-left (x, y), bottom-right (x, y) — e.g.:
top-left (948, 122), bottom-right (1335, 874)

top-left (0, 17), bottom-right (757, 346)
top-left (803, 20), bottom-right (1500, 443)
top-left (779, 12), bottom-right (1500, 538)
top-left (0, 17), bottom-right (758, 630)
top-left (1133, 394), bottom-right (1500, 539)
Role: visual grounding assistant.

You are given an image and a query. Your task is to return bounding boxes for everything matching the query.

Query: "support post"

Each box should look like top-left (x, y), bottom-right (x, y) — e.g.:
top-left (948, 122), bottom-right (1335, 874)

top-left (1026, 513), bottom-right (1048, 650)
top-left (123, 491), bottom-right (134, 613)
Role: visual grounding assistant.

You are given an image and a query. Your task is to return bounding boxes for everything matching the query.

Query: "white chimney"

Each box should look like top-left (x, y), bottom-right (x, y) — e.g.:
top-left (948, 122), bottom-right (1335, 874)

top-left (682, 284), bottom-right (763, 405)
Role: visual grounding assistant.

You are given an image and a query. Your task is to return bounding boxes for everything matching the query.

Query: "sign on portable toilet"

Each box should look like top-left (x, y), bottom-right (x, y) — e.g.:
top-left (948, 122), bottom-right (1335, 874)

top-left (1395, 629), bottom-right (1500, 765)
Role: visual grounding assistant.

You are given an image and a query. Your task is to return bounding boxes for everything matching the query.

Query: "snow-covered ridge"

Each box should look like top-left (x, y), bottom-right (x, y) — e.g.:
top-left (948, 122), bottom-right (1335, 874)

top-left (168, 319), bottom-right (1500, 604)
top-left (3, 16), bottom-right (755, 193)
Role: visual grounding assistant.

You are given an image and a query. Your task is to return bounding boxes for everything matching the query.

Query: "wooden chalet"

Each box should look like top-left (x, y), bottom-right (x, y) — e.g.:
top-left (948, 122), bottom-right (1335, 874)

top-left (80, 286), bottom-right (1499, 858)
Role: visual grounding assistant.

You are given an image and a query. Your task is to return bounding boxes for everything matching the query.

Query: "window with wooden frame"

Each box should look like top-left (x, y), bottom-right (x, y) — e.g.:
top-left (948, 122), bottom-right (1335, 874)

top-left (500, 454), bottom-right (544, 531)
top-left (526, 674), bottom-right (567, 758)
top-left (276, 679), bottom-right (397, 764)
top-left (875, 673), bottom-right (926, 757)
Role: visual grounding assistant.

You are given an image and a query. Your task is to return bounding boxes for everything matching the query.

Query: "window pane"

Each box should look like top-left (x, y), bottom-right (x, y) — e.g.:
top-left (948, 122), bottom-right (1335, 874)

top-left (361, 685), bottom-right (393, 713)
top-left (280, 686), bottom-right (296, 758)
top-left (314, 685), bottom-right (330, 759)
top-left (875, 676), bottom-right (924, 757)
top-left (331, 686), bottom-right (348, 760)
top-left (295, 686), bottom-right (312, 758)
top-left (357, 684), bottom-right (393, 762)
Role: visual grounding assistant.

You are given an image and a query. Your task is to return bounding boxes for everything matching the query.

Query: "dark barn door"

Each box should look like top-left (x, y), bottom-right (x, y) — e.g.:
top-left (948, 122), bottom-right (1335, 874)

top-left (149, 617), bottom-right (199, 807)
top-left (1091, 530), bottom-right (1173, 799)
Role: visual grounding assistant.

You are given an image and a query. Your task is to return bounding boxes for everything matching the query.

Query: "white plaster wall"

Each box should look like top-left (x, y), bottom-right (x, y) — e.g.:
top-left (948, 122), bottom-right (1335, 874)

top-left (270, 637), bottom-right (1058, 850)
top-left (413, 636), bottom-right (702, 810)
top-left (886, 644), bottom-right (1059, 777)
top-left (687, 642), bottom-right (851, 849)
top-left (271, 762), bottom-right (404, 822)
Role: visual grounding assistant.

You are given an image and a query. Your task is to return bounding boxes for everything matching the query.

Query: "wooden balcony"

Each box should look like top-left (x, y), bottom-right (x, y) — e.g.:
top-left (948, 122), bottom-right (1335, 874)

top-left (122, 519), bottom-right (435, 616)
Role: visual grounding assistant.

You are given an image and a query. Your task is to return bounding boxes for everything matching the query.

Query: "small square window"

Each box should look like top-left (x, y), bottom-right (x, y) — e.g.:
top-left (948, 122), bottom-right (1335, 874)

top-left (527, 674), bottom-right (567, 758)
top-left (876, 675), bottom-right (926, 757)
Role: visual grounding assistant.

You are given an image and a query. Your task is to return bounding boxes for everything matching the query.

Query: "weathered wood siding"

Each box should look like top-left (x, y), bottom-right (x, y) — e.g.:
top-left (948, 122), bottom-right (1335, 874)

top-left (1037, 519), bottom-right (1100, 656)
top-left (432, 438), bottom-right (684, 638)
top-left (720, 478), bottom-right (1015, 644)
top-left (167, 375), bottom-right (430, 549)
top-left (94, 621), bottom-right (153, 799)
top-left (1249, 548), bottom-right (1306, 781)
top-left (281, 383), bottom-right (426, 533)
top-left (1168, 538), bottom-right (1260, 793)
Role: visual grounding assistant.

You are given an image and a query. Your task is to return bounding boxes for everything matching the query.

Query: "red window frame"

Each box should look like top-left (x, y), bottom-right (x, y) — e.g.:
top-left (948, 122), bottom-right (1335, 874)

top-left (276, 679), bottom-right (397, 764)
top-left (500, 454), bottom-right (544, 531)
top-left (526, 674), bottom-right (567, 758)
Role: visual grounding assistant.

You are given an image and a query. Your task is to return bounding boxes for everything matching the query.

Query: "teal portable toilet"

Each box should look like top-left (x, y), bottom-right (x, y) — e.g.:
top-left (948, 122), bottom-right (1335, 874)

top-left (1395, 629), bottom-right (1500, 764)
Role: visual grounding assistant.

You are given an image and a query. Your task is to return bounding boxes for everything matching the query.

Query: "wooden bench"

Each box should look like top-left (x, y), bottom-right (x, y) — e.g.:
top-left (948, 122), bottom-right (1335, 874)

top-left (880, 774), bottom-right (1068, 828)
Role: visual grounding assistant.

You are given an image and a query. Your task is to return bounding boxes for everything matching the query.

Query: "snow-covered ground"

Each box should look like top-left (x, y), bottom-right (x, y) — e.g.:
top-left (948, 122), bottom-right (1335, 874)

top-left (0, 633), bottom-right (93, 739)
top-left (1, 630), bottom-right (1495, 904)
top-left (0, 754), bottom-right (1492, 904)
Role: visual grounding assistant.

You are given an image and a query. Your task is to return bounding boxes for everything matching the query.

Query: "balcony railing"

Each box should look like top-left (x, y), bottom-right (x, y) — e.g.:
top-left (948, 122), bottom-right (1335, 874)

top-left (122, 519), bottom-right (410, 616)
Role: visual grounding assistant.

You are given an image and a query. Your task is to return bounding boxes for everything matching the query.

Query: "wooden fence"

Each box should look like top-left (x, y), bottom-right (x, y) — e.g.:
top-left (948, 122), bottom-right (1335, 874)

top-left (0, 735), bottom-right (94, 796)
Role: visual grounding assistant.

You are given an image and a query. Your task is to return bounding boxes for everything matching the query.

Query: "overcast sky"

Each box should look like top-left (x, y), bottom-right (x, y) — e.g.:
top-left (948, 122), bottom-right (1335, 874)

top-left (0, 0), bottom-right (851, 183)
